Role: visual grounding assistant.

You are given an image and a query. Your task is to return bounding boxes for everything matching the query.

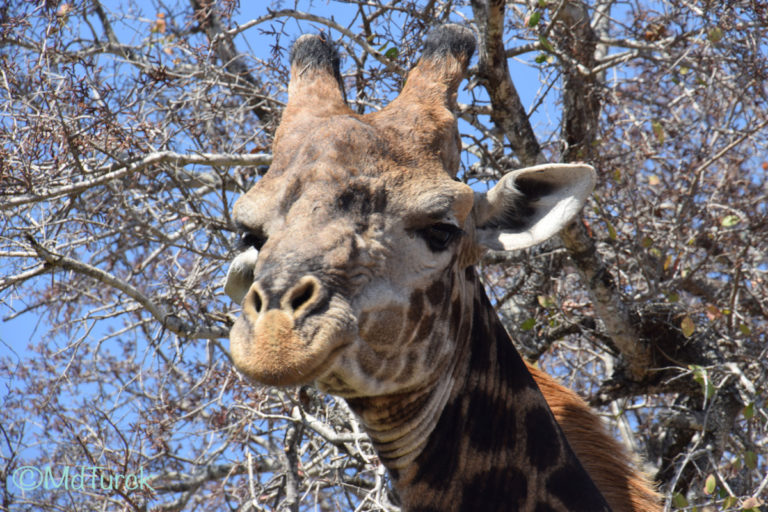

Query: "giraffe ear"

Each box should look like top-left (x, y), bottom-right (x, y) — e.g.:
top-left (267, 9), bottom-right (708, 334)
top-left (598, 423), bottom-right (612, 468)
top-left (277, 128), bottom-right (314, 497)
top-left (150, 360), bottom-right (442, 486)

top-left (474, 164), bottom-right (596, 251)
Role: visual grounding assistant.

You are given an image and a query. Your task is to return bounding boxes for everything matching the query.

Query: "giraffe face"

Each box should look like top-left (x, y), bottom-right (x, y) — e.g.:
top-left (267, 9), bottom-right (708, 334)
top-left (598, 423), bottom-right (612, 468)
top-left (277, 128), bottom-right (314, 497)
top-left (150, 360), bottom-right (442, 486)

top-left (226, 118), bottom-right (476, 396)
top-left (224, 26), bottom-right (595, 397)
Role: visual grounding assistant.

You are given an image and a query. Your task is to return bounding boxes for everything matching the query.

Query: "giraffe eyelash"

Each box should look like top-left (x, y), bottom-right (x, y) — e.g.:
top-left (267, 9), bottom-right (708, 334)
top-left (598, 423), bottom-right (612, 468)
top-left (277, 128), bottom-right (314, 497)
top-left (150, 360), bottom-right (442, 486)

top-left (237, 231), bottom-right (267, 251)
top-left (419, 223), bottom-right (463, 252)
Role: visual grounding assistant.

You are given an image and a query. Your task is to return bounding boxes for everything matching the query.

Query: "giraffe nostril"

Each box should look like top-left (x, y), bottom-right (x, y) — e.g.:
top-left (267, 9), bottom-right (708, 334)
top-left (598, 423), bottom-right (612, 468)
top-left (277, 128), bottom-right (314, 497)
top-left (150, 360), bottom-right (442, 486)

top-left (252, 288), bottom-right (264, 313)
top-left (289, 279), bottom-right (316, 312)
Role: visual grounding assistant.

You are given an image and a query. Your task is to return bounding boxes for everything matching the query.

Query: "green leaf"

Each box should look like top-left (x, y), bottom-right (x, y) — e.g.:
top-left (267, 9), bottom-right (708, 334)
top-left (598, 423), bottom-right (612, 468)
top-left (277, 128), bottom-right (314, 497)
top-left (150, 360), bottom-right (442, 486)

top-left (681, 315), bottom-right (695, 338)
top-left (538, 35), bottom-right (554, 52)
top-left (743, 402), bottom-right (755, 420)
top-left (690, 364), bottom-right (715, 399)
top-left (606, 221), bottom-right (618, 240)
top-left (704, 473), bottom-right (716, 495)
top-left (527, 11), bottom-right (541, 27)
top-left (538, 0), bottom-right (548, 7)
top-left (384, 47), bottom-right (399, 59)
top-left (521, 318), bottom-right (536, 331)
top-left (722, 495), bottom-right (738, 509)
top-left (739, 323), bottom-right (752, 336)
top-left (672, 492), bottom-right (688, 508)
top-left (721, 214), bottom-right (740, 227)
top-left (744, 450), bottom-right (757, 470)
top-left (537, 295), bottom-right (556, 308)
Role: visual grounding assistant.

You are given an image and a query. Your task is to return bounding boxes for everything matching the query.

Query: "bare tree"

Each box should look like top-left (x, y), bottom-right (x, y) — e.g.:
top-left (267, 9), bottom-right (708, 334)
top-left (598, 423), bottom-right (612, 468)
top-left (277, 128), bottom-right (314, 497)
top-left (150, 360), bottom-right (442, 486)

top-left (1, 1), bottom-right (766, 510)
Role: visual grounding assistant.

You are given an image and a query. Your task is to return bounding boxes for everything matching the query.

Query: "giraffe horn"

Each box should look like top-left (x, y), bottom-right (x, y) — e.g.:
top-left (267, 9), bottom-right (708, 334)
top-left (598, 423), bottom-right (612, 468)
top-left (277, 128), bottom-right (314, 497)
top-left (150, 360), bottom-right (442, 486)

top-left (366, 25), bottom-right (475, 177)
top-left (395, 24), bottom-right (475, 112)
top-left (284, 33), bottom-right (349, 119)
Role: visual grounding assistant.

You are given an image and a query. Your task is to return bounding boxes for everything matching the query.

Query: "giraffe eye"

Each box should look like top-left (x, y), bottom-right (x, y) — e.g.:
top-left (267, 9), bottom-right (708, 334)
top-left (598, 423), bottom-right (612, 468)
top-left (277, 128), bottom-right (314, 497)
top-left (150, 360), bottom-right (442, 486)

top-left (238, 231), bottom-right (267, 251)
top-left (420, 223), bottom-right (462, 252)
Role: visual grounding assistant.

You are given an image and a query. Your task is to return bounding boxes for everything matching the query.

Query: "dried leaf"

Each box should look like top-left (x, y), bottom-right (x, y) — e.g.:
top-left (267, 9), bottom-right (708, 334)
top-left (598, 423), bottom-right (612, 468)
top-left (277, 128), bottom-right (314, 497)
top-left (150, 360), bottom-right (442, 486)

top-left (707, 26), bottom-right (723, 42)
top-left (681, 315), bottom-right (695, 338)
top-left (705, 304), bottom-right (722, 321)
top-left (663, 254), bottom-right (674, 271)
top-left (742, 496), bottom-right (763, 510)
top-left (152, 13), bottom-right (167, 34)
top-left (651, 120), bottom-right (665, 143)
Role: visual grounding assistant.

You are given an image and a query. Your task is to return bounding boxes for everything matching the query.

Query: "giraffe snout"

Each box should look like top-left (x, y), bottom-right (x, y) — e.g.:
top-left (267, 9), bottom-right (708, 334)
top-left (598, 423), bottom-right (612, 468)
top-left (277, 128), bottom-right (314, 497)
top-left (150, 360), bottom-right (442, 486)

top-left (230, 275), bottom-right (353, 386)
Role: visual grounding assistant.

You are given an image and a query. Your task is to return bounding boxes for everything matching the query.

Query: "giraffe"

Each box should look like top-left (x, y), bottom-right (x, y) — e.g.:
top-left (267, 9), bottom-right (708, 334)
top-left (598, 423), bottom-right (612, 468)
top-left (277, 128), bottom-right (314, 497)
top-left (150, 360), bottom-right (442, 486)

top-left (224, 25), bottom-right (660, 512)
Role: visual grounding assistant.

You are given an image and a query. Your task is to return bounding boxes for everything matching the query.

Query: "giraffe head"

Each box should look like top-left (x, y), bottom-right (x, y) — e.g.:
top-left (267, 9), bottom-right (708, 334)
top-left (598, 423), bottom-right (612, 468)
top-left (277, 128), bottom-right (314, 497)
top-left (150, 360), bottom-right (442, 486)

top-left (225, 25), bottom-right (595, 397)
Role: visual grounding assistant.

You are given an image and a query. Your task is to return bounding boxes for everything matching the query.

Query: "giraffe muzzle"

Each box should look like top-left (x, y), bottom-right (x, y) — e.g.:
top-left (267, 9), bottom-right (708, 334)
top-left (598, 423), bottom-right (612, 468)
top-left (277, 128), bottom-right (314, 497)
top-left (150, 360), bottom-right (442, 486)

top-left (229, 275), bottom-right (354, 386)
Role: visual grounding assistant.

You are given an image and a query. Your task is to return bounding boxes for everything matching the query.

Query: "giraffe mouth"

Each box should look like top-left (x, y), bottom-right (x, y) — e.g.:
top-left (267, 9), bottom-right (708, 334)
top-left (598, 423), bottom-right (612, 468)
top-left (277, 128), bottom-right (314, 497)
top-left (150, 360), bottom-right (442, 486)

top-left (229, 309), bottom-right (354, 386)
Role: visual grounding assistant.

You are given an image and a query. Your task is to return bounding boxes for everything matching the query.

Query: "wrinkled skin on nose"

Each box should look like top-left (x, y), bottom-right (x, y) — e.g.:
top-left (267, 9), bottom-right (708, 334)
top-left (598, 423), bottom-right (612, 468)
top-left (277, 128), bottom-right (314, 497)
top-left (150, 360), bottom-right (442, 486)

top-left (228, 195), bottom-right (393, 388)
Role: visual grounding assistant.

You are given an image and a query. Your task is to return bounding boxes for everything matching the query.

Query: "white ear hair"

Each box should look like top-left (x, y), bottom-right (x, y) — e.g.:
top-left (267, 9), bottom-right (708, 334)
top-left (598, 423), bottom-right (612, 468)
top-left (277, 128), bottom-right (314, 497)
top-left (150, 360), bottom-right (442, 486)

top-left (224, 247), bottom-right (259, 304)
top-left (475, 163), bottom-right (596, 251)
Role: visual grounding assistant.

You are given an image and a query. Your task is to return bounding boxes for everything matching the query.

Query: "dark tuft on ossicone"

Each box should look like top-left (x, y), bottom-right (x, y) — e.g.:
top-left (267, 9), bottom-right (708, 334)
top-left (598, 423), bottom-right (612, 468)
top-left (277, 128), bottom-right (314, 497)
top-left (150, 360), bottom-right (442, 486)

top-left (421, 24), bottom-right (476, 62)
top-left (290, 33), bottom-right (343, 84)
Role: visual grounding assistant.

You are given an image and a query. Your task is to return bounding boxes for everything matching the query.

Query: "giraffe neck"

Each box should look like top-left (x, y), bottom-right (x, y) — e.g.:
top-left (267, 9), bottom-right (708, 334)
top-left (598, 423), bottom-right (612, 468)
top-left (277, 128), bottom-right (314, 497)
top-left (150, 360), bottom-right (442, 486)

top-left (347, 271), bottom-right (612, 512)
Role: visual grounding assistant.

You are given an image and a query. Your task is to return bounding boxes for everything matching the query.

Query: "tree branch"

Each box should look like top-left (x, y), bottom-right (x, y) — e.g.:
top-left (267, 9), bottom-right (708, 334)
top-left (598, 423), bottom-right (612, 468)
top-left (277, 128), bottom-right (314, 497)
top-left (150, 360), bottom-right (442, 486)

top-left (218, 9), bottom-right (406, 76)
top-left (25, 235), bottom-right (229, 339)
top-left (553, 0), bottom-right (651, 379)
top-left (470, 0), bottom-right (542, 166)
top-left (1, 151), bottom-right (271, 210)
top-left (190, 0), bottom-right (276, 126)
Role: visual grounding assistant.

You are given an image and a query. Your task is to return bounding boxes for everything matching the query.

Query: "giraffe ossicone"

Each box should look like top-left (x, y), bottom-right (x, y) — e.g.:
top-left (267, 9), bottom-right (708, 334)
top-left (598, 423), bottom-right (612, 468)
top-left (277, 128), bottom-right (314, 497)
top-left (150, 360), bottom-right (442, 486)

top-left (225, 24), bottom-right (659, 512)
